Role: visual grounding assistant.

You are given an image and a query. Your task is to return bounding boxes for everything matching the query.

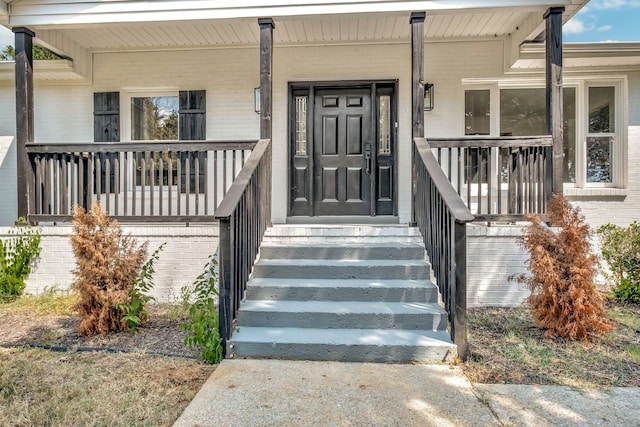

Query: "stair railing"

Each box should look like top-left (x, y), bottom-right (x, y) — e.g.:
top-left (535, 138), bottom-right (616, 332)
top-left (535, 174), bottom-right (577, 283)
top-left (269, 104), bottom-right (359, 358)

top-left (412, 137), bottom-right (475, 360)
top-left (214, 138), bottom-right (272, 356)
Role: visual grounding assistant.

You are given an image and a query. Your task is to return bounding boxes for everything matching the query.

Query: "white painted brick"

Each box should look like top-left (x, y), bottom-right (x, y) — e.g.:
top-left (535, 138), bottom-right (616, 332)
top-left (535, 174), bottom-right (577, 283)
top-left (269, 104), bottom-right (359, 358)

top-left (0, 225), bottom-right (218, 303)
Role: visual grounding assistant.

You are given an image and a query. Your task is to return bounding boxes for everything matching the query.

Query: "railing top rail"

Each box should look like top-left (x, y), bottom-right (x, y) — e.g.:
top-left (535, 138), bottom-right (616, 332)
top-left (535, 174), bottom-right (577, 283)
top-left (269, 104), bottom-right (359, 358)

top-left (215, 138), bottom-right (271, 220)
top-left (26, 140), bottom-right (258, 154)
top-left (414, 137), bottom-right (475, 224)
top-left (427, 135), bottom-right (552, 149)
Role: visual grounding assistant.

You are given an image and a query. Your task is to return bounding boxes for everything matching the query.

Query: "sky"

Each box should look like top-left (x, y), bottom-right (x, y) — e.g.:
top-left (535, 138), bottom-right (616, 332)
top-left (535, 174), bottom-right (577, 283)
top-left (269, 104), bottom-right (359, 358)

top-left (564, 0), bottom-right (640, 42)
top-left (0, 0), bottom-right (638, 50)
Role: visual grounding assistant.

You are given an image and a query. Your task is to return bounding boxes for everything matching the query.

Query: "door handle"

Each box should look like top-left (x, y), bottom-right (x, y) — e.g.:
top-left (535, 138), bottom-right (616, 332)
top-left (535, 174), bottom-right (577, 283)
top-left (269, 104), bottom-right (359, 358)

top-left (364, 143), bottom-right (372, 175)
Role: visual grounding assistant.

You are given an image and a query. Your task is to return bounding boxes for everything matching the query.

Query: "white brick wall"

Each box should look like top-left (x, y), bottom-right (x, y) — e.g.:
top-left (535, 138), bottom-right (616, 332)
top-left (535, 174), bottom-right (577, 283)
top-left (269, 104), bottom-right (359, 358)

top-left (0, 136), bottom-right (17, 226)
top-left (0, 225), bottom-right (219, 302)
top-left (467, 225), bottom-right (530, 307)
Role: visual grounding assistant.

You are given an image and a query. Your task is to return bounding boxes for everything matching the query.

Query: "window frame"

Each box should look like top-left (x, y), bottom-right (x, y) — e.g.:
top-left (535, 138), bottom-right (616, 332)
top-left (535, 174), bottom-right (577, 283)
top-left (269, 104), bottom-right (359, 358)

top-left (461, 77), bottom-right (626, 190)
top-left (121, 89), bottom-right (181, 142)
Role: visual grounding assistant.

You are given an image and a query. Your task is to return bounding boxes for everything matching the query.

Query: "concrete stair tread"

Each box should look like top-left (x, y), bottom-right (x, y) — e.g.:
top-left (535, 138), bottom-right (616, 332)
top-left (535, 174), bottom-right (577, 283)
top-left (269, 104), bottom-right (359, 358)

top-left (239, 300), bottom-right (446, 315)
top-left (260, 242), bottom-right (424, 248)
top-left (255, 259), bottom-right (430, 267)
top-left (247, 278), bottom-right (436, 289)
top-left (230, 327), bottom-right (454, 347)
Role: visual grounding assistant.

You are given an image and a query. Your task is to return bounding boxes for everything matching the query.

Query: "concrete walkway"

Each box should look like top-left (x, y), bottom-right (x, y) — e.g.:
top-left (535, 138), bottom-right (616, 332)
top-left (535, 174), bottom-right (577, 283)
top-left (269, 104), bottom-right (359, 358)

top-left (174, 359), bottom-right (640, 427)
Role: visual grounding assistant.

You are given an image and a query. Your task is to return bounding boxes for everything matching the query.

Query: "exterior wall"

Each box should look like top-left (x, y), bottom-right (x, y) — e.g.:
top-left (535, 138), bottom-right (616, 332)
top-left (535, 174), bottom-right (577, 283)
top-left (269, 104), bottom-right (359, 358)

top-left (0, 39), bottom-right (507, 225)
top-left (0, 37), bottom-right (638, 307)
top-left (0, 136), bottom-right (17, 225)
top-left (568, 71), bottom-right (640, 229)
top-left (0, 225), bottom-right (219, 302)
top-left (466, 225), bottom-right (530, 307)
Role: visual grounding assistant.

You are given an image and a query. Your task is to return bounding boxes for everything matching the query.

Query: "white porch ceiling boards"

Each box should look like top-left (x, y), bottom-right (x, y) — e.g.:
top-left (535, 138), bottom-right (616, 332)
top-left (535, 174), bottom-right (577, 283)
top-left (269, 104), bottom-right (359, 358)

top-left (39, 12), bottom-right (534, 50)
top-left (10, 10), bottom-right (569, 51)
top-left (6, 1), bottom-right (572, 27)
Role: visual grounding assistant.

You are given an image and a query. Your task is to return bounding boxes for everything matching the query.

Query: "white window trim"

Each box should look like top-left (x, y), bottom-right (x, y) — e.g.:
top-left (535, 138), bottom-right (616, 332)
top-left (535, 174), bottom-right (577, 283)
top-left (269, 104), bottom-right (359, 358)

top-left (461, 76), bottom-right (628, 191)
top-left (120, 88), bottom-right (180, 142)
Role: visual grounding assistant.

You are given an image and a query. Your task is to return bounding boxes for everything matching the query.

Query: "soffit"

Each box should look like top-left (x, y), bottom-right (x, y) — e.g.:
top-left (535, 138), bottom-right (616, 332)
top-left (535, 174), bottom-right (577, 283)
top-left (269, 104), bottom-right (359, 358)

top-left (513, 42), bottom-right (640, 70)
top-left (19, 10), bottom-right (557, 51)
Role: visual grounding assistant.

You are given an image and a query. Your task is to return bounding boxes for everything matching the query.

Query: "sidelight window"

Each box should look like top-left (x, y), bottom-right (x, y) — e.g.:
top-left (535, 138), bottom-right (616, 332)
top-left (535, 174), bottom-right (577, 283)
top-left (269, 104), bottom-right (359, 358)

top-left (295, 95), bottom-right (307, 155)
top-left (378, 95), bottom-right (392, 154)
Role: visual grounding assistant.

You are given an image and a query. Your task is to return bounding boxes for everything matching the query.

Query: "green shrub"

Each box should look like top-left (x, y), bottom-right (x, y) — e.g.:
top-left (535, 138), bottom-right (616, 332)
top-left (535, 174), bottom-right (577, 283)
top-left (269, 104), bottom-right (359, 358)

top-left (598, 221), bottom-right (640, 303)
top-left (115, 243), bottom-right (165, 333)
top-left (0, 218), bottom-right (42, 302)
top-left (180, 255), bottom-right (223, 364)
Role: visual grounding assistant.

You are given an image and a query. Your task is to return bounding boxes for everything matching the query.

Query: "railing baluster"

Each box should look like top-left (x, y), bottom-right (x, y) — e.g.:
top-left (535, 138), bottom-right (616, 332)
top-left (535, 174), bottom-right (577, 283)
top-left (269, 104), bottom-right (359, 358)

top-left (215, 139), bottom-right (272, 357)
top-left (413, 137), bottom-right (474, 361)
top-left (25, 140), bottom-right (256, 223)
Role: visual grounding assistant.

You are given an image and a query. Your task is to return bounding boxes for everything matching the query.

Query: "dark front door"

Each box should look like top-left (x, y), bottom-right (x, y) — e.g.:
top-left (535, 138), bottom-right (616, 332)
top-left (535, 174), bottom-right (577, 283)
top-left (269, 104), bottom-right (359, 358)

top-left (289, 82), bottom-right (396, 217)
top-left (313, 88), bottom-right (372, 215)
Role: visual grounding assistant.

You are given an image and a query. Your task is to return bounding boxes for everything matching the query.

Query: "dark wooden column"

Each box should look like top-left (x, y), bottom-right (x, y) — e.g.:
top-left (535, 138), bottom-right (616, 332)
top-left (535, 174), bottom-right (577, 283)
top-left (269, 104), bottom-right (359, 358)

top-left (410, 12), bottom-right (425, 139)
top-left (14, 27), bottom-right (36, 220)
top-left (258, 18), bottom-right (274, 140)
top-left (545, 7), bottom-right (564, 199)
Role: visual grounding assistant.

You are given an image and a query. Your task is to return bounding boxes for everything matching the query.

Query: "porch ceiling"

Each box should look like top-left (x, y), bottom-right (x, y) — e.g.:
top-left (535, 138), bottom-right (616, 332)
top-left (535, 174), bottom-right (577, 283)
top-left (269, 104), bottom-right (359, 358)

top-left (5, 3), bottom-right (586, 52)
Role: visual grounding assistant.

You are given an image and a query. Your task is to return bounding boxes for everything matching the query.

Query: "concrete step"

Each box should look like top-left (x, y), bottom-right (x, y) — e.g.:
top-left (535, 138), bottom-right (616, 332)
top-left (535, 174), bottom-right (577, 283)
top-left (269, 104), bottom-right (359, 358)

top-left (263, 225), bottom-right (423, 244)
top-left (259, 243), bottom-right (426, 260)
top-left (252, 259), bottom-right (431, 280)
top-left (236, 300), bottom-right (447, 330)
top-left (245, 278), bottom-right (439, 303)
top-left (229, 327), bottom-right (456, 363)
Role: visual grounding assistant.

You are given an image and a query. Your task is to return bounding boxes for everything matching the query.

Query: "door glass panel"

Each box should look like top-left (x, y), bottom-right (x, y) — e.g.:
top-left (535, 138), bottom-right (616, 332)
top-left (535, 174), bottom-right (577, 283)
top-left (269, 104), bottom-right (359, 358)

top-left (379, 95), bottom-right (391, 154)
top-left (131, 96), bottom-right (178, 141)
top-left (587, 136), bottom-right (612, 183)
top-left (295, 96), bottom-right (307, 155)
top-left (465, 90), bottom-right (490, 135)
top-left (589, 87), bottom-right (615, 133)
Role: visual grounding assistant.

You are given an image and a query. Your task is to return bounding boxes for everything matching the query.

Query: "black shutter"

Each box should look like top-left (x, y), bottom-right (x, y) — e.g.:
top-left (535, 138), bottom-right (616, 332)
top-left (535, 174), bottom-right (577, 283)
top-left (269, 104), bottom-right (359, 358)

top-left (179, 90), bottom-right (206, 140)
top-left (93, 92), bottom-right (120, 196)
top-left (179, 90), bottom-right (206, 193)
top-left (94, 92), bottom-right (120, 142)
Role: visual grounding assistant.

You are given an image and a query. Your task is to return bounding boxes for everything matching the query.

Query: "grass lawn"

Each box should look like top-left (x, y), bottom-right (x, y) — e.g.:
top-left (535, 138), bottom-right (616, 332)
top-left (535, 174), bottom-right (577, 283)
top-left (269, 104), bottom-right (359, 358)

top-left (462, 302), bottom-right (640, 389)
top-left (0, 292), bottom-right (215, 427)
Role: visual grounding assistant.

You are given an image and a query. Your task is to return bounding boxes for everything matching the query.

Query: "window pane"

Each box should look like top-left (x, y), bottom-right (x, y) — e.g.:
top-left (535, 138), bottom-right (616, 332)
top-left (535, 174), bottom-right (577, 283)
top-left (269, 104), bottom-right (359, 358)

top-left (295, 96), bottom-right (307, 155)
top-left (589, 87), bottom-right (615, 133)
top-left (465, 90), bottom-right (490, 135)
top-left (563, 87), bottom-right (576, 183)
top-left (379, 95), bottom-right (391, 154)
top-left (587, 136), bottom-right (612, 183)
top-left (131, 96), bottom-right (179, 141)
top-left (500, 88), bottom-right (546, 136)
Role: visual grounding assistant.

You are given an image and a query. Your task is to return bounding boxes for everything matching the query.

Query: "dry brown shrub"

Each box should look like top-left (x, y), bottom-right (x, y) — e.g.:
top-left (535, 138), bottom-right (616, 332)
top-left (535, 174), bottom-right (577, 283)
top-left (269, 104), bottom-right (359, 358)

top-left (70, 203), bottom-right (148, 336)
top-left (513, 194), bottom-right (615, 341)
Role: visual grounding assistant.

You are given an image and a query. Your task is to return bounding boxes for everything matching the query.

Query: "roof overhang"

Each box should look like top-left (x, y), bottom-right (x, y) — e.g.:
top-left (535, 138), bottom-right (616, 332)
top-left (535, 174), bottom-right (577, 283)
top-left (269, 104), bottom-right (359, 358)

top-left (0, 58), bottom-right (87, 81)
top-left (512, 42), bottom-right (640, 71)
top-left (0, 1), bottom-right (8, 25)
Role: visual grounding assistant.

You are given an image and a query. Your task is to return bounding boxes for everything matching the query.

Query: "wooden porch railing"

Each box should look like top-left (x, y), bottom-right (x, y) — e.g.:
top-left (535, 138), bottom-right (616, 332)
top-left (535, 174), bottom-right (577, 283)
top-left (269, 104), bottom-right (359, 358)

top-left (214, 138), bottom-right (272, 355)
top-left (413, 137), bottom-right (474, 361)
top-left (25, 140), bottom-right (256, 223)
top-left (428, 136), bottom-right (553, 221)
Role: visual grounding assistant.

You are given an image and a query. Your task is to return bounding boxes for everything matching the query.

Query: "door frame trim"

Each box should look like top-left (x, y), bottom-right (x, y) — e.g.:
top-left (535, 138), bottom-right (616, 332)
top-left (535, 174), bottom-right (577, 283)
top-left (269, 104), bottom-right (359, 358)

top-left (287, 79), bottom-right (399, 218)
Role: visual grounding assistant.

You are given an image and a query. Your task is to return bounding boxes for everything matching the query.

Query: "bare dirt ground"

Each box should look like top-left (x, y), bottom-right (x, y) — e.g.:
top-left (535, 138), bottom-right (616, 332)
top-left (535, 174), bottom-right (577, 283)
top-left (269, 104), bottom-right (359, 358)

top-left (0, 303), bottom-right (198, 358)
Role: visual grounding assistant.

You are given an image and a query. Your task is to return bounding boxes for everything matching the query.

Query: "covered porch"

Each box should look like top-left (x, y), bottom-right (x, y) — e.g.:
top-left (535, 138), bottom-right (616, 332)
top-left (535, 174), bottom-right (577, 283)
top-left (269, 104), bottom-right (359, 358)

top-left (3, 0), bottom-right (578, 360)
